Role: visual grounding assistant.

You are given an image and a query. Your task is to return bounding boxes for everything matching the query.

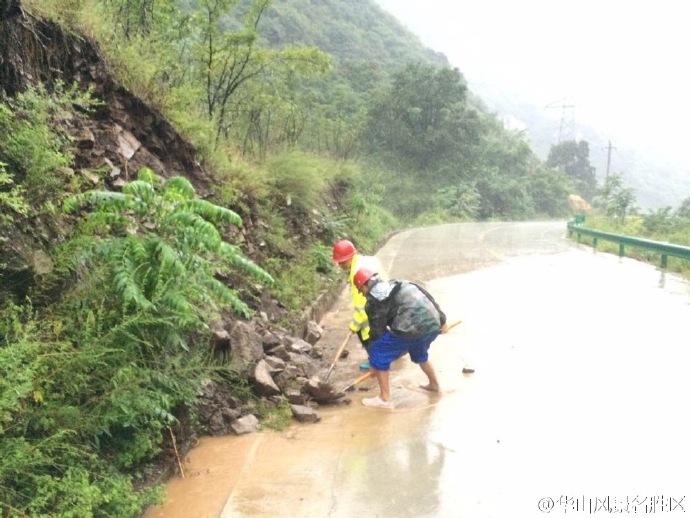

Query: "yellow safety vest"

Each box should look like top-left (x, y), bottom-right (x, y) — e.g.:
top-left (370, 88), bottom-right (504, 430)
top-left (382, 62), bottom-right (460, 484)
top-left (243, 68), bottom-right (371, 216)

top-left (348, 254), bottom-right (386, 340)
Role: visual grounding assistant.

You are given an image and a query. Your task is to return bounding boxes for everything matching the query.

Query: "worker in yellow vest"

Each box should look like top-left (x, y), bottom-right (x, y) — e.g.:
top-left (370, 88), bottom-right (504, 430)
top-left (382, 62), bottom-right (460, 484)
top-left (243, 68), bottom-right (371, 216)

top-left (332, 239), bottom-right (387, 371)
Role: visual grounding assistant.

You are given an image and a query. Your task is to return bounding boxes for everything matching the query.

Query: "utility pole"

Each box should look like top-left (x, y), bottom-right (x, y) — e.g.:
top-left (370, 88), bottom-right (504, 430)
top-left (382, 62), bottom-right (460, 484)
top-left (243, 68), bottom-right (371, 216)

top-left (545, 98), bottom-right (576, 143)
top-left (603, 140), bottom-right (616, 180)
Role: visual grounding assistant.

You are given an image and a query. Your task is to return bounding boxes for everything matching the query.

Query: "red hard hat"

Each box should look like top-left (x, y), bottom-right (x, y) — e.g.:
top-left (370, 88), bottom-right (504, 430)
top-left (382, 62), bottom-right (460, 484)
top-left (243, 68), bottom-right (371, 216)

top-left (353, 267), bottom-right (375, 291)
top-left (332, 239), bottom-right (357, 263)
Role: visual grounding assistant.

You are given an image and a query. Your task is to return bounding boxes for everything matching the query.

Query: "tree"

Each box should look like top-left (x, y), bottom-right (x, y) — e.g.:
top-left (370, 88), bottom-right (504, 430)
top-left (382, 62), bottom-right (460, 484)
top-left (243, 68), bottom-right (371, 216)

top-left (359, 63), bottom-right (488, 219)
top-left (435, 184), bottom-right (480, 220)
top-left (191, 0), bottom-right (329, 147)
top-left (475, 167), bottom-right (534, 219)
top-left (363, 63), bottom-right (478, 174)
top-left (547, 140), bottom-right (597, 201)
top-left (103, 0), bottom-right (161, 38)
top-left (675, 196), bottom-right (690, 219)
top-left (524, 162), bottom-right (572, 217)
top-left (610, 188), bottom-right (636, 224)
top-left (598, 172), bottom-right (636, 225)
top-left (474, 119), bottom-right (570, 218)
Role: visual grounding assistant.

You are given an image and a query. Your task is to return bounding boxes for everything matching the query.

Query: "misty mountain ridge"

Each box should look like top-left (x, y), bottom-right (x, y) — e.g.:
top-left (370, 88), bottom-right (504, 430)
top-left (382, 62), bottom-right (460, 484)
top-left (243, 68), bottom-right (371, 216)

top-left (370, 0), bottom-right (690, 211)
top-left (479, 84), bottom-right (690, 210)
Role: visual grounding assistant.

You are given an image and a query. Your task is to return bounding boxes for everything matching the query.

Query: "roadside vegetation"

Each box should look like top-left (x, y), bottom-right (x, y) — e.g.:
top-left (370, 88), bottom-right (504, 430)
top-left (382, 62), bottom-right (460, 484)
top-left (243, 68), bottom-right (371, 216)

top-left (0, 0), bottom-right (621, 515)
top-left (570, 172), bottom-right (690, 278)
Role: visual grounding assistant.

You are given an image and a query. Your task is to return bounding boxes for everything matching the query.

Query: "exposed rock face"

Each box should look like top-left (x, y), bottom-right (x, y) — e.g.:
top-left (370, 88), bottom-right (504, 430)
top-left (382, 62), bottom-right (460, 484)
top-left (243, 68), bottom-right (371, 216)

top-left (0, 11), bottom-right (210, 191)
top-left (0, 0), bottom-right (21, 22)
top-left (0, 7), bottom-right (212, 299)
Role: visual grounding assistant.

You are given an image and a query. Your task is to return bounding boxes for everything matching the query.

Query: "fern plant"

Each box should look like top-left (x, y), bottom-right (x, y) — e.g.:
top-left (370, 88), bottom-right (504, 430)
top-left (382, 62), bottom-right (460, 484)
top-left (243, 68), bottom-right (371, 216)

top-left (63, 168), bottom-right (273, 339)
top-left (0, 162), bottom-right (29, 225)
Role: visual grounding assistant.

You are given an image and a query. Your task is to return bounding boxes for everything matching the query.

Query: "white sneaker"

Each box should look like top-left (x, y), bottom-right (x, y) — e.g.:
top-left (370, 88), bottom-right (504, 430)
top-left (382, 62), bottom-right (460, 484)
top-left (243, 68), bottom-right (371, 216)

top-left (362, 396), bottom-right (394, 409)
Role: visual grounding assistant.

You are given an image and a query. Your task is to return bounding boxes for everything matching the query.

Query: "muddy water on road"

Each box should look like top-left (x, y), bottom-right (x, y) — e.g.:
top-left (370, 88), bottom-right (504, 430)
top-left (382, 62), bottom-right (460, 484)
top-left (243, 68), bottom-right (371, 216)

top-left (146, 222), bottom-right (690, 517)
top-left (145, 326), bottom-right (470, 518)
top-left (145, 283), bottom-right (474, 518)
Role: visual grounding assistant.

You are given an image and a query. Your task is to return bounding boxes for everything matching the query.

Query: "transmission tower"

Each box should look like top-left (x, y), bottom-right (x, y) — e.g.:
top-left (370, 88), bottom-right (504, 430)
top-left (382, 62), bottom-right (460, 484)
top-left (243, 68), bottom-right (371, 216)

top-left (545, 98), bottom-right (576, 143)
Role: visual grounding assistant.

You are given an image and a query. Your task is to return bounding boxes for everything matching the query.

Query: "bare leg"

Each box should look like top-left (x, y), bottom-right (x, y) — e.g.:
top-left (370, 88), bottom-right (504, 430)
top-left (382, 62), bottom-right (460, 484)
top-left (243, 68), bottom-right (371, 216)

top-left (372, 367), bottom-right (392, 402)
top-left (418, 361), bottom-right (440, 391)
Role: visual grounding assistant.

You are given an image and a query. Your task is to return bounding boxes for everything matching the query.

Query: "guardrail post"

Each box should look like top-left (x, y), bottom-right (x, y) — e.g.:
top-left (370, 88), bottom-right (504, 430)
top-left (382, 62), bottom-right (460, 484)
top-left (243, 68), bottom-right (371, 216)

top-left (593, 237), bottom-right (598, 249)
top-left (619, 244), bottom-right (625, 257)
top-left (661, 254), bottom-right (668, 269)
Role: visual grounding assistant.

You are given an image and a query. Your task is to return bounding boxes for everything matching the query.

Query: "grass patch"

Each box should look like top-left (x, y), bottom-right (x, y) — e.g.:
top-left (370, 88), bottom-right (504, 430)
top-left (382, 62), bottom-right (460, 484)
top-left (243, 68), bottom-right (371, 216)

top-left (255, 400), bottom-right (293, 431)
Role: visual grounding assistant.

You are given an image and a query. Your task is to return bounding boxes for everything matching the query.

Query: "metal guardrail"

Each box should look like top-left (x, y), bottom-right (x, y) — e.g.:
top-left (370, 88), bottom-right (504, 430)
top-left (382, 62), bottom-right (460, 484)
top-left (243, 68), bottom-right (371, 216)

top-left (567, 220), bottom-right (690, 268)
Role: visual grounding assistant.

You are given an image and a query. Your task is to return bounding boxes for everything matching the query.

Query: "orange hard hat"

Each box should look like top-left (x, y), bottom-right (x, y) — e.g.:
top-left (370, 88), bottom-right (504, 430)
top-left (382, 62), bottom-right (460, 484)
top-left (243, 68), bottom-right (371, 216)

top-left (353, 267), bottom-right (375, 291)
top-left (332, 239), bottom-right (357, 263)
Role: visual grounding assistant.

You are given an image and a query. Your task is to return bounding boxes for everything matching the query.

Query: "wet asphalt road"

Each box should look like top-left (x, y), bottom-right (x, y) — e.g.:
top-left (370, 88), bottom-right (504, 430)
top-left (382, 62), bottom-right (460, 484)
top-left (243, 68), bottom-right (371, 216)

top-left (147, 221), bottom-right (690, 518)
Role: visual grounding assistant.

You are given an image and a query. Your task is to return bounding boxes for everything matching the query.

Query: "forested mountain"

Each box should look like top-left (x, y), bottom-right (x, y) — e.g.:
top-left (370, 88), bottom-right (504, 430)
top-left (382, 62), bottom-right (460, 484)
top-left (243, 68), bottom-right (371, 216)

top-left (370, 0), bottom-right (690, 210)
top-left (260, 0), bottom-right (448, 67)
top-left (251, 0), bottom-right (574, 221)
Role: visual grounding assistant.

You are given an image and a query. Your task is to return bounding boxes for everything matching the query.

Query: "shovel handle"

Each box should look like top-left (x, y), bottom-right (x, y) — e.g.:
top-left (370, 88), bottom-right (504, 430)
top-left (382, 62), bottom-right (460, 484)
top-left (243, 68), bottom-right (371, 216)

top-left (343, 370), bottom-right (373, 391)
top-left (441, 319), bottom-right (462, 334)
top-left (324, 333), bottom-right (352, 382)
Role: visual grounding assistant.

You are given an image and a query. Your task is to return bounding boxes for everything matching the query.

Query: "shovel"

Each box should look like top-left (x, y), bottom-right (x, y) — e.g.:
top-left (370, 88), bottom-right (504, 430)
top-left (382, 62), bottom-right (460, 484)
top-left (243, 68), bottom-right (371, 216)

top-left (343, 370), bottom-right (373, 392)
top-left (323, 332), bottom-right (351, 382)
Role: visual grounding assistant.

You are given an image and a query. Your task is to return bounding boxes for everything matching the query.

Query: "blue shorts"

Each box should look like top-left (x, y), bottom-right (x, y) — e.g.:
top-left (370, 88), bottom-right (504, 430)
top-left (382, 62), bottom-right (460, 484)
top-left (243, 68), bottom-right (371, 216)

top-left (369, 331), bottom-right (440, 371)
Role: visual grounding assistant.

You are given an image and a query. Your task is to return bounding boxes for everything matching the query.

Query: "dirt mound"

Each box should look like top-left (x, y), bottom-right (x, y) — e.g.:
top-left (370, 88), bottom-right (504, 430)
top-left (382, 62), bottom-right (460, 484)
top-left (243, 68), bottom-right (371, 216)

top-left (568, 194), bottom-right (592, 214)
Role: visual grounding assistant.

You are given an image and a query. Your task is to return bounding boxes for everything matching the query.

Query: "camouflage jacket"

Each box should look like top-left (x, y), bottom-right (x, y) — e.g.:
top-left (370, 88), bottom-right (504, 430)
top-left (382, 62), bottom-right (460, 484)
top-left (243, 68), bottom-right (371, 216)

top-left (365, 279), bottom-right (446, 342)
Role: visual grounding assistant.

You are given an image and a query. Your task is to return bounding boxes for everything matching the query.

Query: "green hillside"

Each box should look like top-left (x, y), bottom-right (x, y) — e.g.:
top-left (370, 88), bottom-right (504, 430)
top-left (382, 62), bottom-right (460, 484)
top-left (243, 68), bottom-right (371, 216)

top-left (261, 0), bottom-right (448, 66)
top-left (1, 1), bottom-right (579, 515)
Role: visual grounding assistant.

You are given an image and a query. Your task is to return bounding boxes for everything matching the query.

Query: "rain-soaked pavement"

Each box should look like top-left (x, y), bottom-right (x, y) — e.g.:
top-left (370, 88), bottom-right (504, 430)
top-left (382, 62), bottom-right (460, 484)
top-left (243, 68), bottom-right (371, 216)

top-left (145, 221), bottom-right (690, 518)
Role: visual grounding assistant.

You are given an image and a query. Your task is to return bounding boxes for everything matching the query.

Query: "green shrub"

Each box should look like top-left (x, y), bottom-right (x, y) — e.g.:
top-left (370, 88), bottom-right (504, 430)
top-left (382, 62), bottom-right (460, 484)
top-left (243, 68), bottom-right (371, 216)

top-left (63, 168), bottom-right (273, 323)
top-left (312, 244), bottom-right (336, 274)
top-left (264, 151), bottom-right (338, 210)
top-left (264, 254), bottom-right (333, 318)
top-left (0, 162), bottom-right (29, 226)
top-left (0, 304), bottom-right (165, 516)
top-left (0, 82), bottom-right (97, 208)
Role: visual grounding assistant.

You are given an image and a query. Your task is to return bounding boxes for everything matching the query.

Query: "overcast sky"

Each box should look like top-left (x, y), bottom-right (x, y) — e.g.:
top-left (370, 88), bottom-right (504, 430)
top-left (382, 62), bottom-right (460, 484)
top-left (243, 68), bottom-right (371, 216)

top-left (375, 0), bottom-right (689, 163)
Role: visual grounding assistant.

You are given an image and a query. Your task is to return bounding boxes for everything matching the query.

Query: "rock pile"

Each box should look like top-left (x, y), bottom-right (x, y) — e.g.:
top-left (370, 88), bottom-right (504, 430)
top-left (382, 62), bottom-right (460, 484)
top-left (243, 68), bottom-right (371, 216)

top-left (198, 318), bottom-right (349, 436)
